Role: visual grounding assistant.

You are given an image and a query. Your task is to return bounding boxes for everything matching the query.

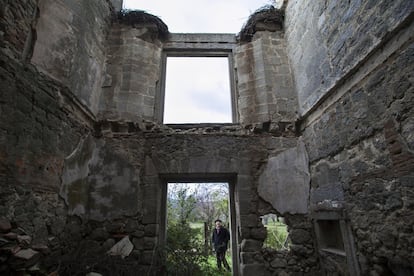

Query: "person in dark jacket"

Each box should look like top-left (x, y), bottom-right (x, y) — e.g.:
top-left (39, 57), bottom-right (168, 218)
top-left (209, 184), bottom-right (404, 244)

top-left (212, 219), bottom-right (231, 271)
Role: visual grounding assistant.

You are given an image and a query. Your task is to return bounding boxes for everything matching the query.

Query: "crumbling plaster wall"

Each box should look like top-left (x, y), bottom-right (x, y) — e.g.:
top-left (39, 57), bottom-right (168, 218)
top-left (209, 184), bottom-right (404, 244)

top-left (31, 0), bottom-right (112, 114)
top-left (0, 1), bottom-right (97, 273)
top-left (285, 0), bottom-right (414, 274)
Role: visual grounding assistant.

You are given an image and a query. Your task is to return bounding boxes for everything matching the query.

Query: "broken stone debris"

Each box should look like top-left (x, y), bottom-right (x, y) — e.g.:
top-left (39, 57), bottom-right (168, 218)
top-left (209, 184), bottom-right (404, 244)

top-left (108, 235), bottom-right (134, 258)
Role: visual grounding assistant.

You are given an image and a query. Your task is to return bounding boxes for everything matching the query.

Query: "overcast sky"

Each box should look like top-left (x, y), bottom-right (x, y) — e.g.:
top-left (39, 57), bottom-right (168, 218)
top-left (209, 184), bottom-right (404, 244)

top-left (123, 0), bottom-right (275, 33)
top-left (122, 0), bottom-right (277, 123)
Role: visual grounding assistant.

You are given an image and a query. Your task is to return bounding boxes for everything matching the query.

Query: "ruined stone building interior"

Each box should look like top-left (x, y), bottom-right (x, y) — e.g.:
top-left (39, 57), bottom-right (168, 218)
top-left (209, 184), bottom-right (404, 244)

top-left (0, 0), bottom-right (413, 275)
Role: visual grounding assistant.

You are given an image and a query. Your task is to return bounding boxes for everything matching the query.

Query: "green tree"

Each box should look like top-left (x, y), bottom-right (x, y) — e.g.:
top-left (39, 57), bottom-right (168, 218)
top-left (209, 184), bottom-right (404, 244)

top-left (194, 184), bottom-right (229, 249)
top-left (166, 184), bottom-right (206, 275)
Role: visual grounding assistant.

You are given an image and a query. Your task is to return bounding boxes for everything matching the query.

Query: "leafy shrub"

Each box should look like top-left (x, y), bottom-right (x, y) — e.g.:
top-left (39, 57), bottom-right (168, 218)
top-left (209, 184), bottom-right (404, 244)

top-left (166, 221), bottom-right (207, 275)
top-left (263, 222), bottom-right (289, 250)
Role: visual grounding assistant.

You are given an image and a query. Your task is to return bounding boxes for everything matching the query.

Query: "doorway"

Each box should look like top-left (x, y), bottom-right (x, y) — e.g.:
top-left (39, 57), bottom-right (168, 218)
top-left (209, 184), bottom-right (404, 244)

top-left (160, 177), bottom-right (237, 275)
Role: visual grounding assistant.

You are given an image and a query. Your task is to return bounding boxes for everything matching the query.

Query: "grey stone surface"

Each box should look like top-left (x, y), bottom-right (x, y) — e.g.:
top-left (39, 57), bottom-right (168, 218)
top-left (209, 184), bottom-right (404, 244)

top-left (234, 31), bottom-right (297, 126)
top-left (1, 0), bottom-right (413, 274)
top-left (0, 218), bottom-right (12, 233)
top-left (240, 263), bottom-right (265, 276)
top-left (99, 23), bottom-right (163, 121)
top-left (258, 140), bottom-right (310, 214)
top-left (241, 239), bottom-right (262, 252)
top-left (108, 236), bottom-right (133, 258)
top-left (301, 11), bottom-right (414, 275)
top-left (61, 135), bottom-right (142, 221)
top-left (285, 0), bottom-right (414, 114)
top-left (31, 0), bottom-right (111, 114)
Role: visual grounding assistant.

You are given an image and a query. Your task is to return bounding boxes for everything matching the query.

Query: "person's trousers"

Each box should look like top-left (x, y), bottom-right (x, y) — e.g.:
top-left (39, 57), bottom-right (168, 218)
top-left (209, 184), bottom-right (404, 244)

top-left (216, 250), bottom-right (230, 270)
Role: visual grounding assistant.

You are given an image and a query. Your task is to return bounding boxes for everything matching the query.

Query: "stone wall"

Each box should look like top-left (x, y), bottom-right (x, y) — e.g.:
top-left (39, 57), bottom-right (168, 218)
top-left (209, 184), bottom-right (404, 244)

top-left (39, 120), bottom-right (318, 275)
top-left (99, 23), bottom-right (163, 121)
top-left (0, 38), bottom-right (94, 275)
top-left (2, 0), bottom-right (413, 275)
top-left (285, 0), bottom-right (414, 274)
top-left (31, 0), bottom-right (112, 114)
top-left (303, 40), bottom-right (414, 275)
top-left (0, 0), bottom-right (38, 61)
top-left (285, 0), bottom-right (414, 114)
top-left (235, 30), bottom-right (297, 127)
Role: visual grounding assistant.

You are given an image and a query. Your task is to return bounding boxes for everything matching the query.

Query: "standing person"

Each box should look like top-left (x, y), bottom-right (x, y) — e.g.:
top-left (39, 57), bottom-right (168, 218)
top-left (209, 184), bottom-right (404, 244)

top-left (212, 219), bottom-right (231, 271)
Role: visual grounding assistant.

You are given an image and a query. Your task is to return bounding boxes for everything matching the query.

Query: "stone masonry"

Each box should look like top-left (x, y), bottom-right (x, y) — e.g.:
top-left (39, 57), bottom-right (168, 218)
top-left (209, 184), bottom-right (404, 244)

top-left (0, 0), bottom-right (413, 275)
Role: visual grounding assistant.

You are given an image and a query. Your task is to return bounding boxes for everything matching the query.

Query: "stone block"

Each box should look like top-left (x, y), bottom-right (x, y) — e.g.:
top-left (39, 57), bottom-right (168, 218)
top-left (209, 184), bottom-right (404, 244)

top-left (240, 263), bottom-right (265, 276)
top-left (271, 258), bottom-right (287, 268)
top-left (241, 239), bottom-right (262, 252)
top-left (289, 229), bottom-right (311, 244)
top-left (0, 217), bottom-right (12, 233)
top-left (251, 227), bottom-right (267, 240)
top-left (141, 250), bottom-right (155, 265)
top-left (240, 214), bottom-right (260, 228)
top-left (258, 140), bottom-right (310, 214)
top-left (143, 237), bottom-right (157, 250)
top-left (240, 252), bottom-right (257, 264)
top-left (144, 224), bottom-right (158, 237)
top-left (90, 228), bottom-right (109, 241)
top-left (108, 236), bottom-right (133, 258)
top-left (132, 237), bottom-right (144, 250)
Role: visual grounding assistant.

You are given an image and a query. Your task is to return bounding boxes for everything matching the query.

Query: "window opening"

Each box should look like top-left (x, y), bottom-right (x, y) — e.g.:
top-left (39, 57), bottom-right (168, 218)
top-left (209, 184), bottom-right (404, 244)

top-left (166, 182), bottom-right (232, 274)
top-left (261, 214), bottom-right (290, 250)
top-left (315, 220), bottom-right (345, 254)
top-left (163, 57), bottom-right (232, 124)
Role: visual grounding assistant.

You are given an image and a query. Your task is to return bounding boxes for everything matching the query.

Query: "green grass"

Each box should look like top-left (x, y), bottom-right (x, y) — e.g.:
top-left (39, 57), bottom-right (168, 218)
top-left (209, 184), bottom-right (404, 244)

top-left (263, 221), bottom-right (289, 250)
top-left (168, 221), bottom-right (233, 274)
top-left (199, 255), bottom-right (232, 275)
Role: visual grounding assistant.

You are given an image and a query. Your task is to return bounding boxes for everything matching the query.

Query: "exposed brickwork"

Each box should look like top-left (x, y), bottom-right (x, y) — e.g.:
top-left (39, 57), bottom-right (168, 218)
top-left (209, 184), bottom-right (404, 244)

top-left (384, 119), bottom-right (414, 175)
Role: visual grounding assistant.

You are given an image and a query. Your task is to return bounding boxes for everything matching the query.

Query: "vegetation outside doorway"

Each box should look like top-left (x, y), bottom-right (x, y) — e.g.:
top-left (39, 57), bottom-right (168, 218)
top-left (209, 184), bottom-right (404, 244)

top-left (160, 178), bottom-right (237, 275)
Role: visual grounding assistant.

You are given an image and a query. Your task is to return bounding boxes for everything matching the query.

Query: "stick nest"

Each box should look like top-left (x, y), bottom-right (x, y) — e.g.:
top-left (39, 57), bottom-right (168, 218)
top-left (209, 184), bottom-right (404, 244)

top-left (238, 5), bottom-right (284, 42)
top-left (117, 10), bottom-right (169, 40)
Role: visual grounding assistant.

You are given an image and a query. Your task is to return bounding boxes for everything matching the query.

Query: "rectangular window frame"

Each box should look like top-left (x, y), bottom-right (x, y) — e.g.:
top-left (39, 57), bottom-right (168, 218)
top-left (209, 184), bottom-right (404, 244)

top-left (156, 34), bottom-right (238, 125)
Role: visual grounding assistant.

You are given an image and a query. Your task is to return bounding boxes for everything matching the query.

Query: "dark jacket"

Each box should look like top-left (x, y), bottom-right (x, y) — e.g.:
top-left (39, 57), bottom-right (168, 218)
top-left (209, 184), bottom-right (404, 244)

top-left (212, 227), bottom-right (230, 252)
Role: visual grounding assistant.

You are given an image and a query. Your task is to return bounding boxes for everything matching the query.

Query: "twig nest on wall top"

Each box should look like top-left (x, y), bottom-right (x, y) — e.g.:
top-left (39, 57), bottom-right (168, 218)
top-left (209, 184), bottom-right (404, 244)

top-left (238, 5), bottom-right (284, 42)
top-left (117, 10), bottom-right (169, 41)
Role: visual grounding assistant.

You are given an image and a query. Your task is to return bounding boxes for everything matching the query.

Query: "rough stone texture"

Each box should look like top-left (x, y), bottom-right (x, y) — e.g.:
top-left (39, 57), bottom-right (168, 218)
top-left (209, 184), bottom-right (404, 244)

top-left (110, 0), bottom-right (123, 11)
top-left (31, 0), bottom-right (111, 114)
top-left (258, 140), bottom-right (310, 214)
top-left (0, 0), bottom-right (38, 60)
top-left (0, 50), bottom-right (93, 274)
top-left (260, 214), bottom-right (319, 275)
top-left (288, 1), bottom-right (414, 275)
top-left (1, 0), bottom-right (413, 275)
top-left (235, 31), bottom-right (297, 126)
top-left (99, 23), bottom-right (163, 121)
top-left (286, 0), bottom-right (414, 114)
top-left (305, 42), bottom-right (414, 274)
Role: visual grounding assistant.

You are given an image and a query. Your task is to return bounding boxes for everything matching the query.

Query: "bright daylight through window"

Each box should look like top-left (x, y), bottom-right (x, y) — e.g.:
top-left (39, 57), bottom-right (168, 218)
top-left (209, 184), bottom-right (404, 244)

top-left (163, 57), bottom-right (232, 124)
